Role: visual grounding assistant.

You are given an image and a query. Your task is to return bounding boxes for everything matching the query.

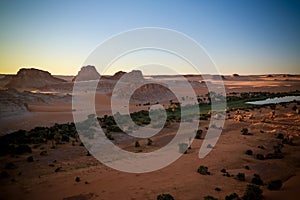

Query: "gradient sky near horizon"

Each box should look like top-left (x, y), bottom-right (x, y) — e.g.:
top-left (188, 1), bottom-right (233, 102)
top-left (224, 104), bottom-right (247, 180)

top-left (0, 0), bottom-right (299, 75)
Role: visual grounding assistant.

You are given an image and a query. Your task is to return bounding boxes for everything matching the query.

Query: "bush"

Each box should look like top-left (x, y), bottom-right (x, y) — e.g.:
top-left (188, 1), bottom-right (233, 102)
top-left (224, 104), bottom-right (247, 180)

top-left (157, 194), bottom-right (174, 200)
top-left (237, 173), bottom-right (246, 181)
top-left (61, 134), bottom-right (69, 142)
top-left (107, 125), bottom-right (123, 132)
top-left (135, 141), bottom-right (140, 148)
top-left (105, 132), bottom-right (114, 140)
top-left (267, 180), bottom-right (282, 190)
top-left (204, 196), bottom-right (218, 200)
top-left (251, 174), bottom-right (263, 185)
top-left (197, 165), bottom-right (210, 175)
top-left (221, 168), bottom-right (227, 173)
top-left (195, 129), bottom-right (203, 139)
top-left (245, 150), bottom-right (253, 155)
top-left (75, 177), bottom-right (80, 182)
top-left (147, 138), bottom-right (153, 146)
top-left (15, 144), bottom-right (32, 155)
top-left (225, 193), bottom-right (240, 200)
top-left (27, 156), bottom-right (34, 162)
top-left (241, 128), bottom-right (249, 135)
top-left (277, 133), bottom-right (284, 139)
top-left (242, 184), bottom-right (263, 200)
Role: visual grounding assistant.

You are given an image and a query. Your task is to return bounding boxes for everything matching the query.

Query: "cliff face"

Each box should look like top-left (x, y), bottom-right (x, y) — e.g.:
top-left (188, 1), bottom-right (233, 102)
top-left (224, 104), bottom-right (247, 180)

top-left (72, 65), bottom-right (101, 82)
top-left (5, 68), bottom-right (66, 90)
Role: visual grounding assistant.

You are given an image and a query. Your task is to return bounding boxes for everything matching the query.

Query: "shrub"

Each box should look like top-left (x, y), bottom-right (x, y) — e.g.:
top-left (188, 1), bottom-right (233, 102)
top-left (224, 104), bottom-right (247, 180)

top-left (204, 196), bottom-right (218, 200)
top-left (178, 143), bottom-right (188, 154)
top-left (245, 150), bottom-right (253, 155)
top-left (135, 141), bottom-right (140, 148)
top-left (195, 129), bottom-right (203, 139)
top-left (61, 134), bottom-right (69, 142)
top-left (292, 105), bottom-right (297, 111)
top-left (197, 165), bottom-right (210, 175)
top-left (221, 168), bottom-right (227, 173)
top-left (157, 193), bottom-right (174, 200)
top-left (267, 180), bottom-right (282, 190)
top-left (27, 156), bottom-right (34, 162)
top-left (15, 144), bottom-right (32, 155)
top-left (75, 177), bottom-right (80, 182)
top-left (107, 125), bottom-right (123, 132)
top-left (251, 174), bottom-right (263, 185)
top-left (277, 133), bottom-right (284, 139)
top-left (237, 173), bottom-right (246, 181)
top-left (54, 167), bottom-right (61, 172)
top-left (241, 128), bottom-right (248, 135)
top-left (244, 166), bottom-right (250, 170)
top-left (256, 154), bottom-right (265, 160)
top-left (225, 193), bottom-right (240, 200)
top-left (215, 187), bottom-right (221, 191)
top-left (147, 138), bottom-right (153, 146)
top-left (105, 132), bottom-right (114, 140)
top-left (242, 184), bottom-right (263, 200)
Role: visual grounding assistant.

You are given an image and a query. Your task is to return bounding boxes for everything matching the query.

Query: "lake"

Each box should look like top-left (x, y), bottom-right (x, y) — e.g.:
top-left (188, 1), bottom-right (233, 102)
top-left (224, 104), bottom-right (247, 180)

top-left (246, 95), bottom-right (300, 105)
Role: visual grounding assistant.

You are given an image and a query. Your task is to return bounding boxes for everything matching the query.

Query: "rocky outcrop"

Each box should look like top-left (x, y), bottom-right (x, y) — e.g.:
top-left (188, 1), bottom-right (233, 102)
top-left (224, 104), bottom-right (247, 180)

top-left (5, 68), bottom-right (66, 90)
top-left (72, 65), bottom-right (101, 82)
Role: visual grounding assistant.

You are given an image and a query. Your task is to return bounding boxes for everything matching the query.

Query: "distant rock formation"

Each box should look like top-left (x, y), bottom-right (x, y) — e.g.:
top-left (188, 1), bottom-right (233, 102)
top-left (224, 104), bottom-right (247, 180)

top-left (130, 83), bottom-right (175, 102)
top-left (111, 71), bottom-right (126, 80)
top-left (72, 65), bottom-right (101, 82)
top-left (5, 68), bottom-right (66, 90)
top-left (118, 70), bottom-right (144, 83)
top-left (231, 73), bottom-right (240, 77)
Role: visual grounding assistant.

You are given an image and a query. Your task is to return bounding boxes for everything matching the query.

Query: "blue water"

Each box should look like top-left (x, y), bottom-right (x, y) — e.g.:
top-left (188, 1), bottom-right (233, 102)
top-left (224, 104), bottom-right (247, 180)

top-left (246, 96), bottom-right (300, 105)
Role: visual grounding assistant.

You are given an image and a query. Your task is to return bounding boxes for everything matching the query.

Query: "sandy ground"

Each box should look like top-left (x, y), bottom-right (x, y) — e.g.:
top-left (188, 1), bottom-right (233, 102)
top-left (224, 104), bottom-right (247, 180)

top-left (0, 102), bottom-right (300, 200)
top-left (0, 74), bottom-right (300, 200)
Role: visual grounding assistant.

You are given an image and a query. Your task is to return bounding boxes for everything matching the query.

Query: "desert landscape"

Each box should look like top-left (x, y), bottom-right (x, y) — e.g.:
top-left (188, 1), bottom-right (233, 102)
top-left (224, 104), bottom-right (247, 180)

top-left (0, 66), bottom-right (299, 200)
top-left (1, 1), bottom-right (300, 200)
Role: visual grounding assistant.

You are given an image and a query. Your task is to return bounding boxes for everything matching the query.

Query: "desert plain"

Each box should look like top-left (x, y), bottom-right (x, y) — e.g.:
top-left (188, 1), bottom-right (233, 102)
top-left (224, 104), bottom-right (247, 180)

top-left (0, 67), bottom-right (300, 200)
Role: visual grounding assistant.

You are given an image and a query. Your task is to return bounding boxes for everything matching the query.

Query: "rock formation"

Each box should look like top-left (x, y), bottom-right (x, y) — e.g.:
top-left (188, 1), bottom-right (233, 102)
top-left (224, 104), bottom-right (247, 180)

top-left (5, 68), bottom-right (66, 90)
top-left (72, 65), bottom-right (101, 81)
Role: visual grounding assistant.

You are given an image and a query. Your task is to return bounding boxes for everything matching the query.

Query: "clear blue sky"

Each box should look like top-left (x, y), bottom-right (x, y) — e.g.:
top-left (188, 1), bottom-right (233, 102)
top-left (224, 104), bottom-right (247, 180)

top-left (0, 0), bottom-right (299, 75)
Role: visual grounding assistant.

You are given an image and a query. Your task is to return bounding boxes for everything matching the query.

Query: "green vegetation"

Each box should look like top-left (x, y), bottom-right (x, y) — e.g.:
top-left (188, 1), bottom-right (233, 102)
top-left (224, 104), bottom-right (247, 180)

top-left (245, 150), bottom-right (253, 155)
top-left (1, 90), bottom-right (299, 158)
top-left (197, 165), bottom-right (210, 175)
top-left (237, 173), bottom-right (246, 181)
top-left (157, 194), bottom-right (174, 200)
top-left (241, 128), bottom-right (252, 135)
top-left (267, 180), bottom-right (282, 190)
top-left (225, 193), bottom-right (240, 200)
top-left (204, 196), bottom-right (218, 200)
top-left (195, 129), bottom-right (203, 139)
top-left (242, 184), bottom-right (263, 200)
top-left (135, 141), bottom-right (140, 148)
top-left (251, 174), bottom-right (264, 185)
top-left (147, 138), bottom-right (153, 146)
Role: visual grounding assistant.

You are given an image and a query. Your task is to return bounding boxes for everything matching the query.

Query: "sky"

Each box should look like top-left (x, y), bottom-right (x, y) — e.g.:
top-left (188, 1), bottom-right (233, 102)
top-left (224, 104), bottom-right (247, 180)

top-left (0, 0), bottom-right (299, 75)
